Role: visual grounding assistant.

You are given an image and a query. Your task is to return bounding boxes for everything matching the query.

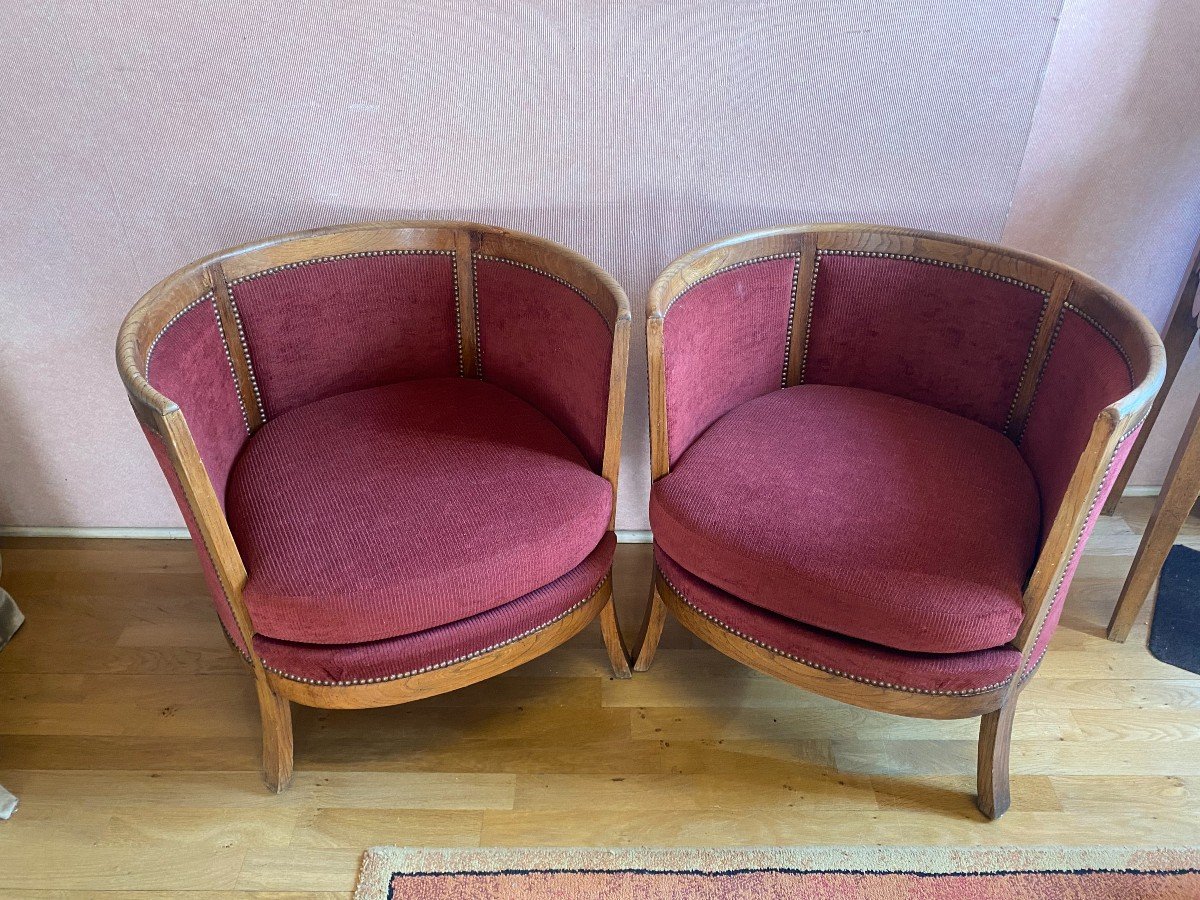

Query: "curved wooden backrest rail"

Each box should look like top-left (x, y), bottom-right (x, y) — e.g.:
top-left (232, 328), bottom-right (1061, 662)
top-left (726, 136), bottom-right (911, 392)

top-left (637, 224), bottom-right (1166, 820)
top-left (117, 221), bottom-right (633, 792)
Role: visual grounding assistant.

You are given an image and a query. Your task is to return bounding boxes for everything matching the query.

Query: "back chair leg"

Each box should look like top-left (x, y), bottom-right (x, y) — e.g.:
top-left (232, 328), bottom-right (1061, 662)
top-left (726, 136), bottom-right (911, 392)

top-left (599, 582), bottom-right (633, 679)
top-left (976, 696), bottom-right (1019, 820)
top-left (256, 679), bottom-right (294, 793)
top-left (633, 583), bottom-right (668, 672)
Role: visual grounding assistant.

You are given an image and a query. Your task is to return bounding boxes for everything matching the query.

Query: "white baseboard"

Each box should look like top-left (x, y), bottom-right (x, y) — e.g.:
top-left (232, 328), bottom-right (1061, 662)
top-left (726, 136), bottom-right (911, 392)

top-left (0, 526), bottom-right (657, 543)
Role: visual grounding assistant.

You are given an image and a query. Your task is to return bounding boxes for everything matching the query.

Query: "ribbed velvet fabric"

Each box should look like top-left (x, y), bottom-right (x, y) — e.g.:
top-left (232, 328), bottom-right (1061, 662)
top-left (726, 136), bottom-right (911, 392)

top-left (143, 429), bottom-right (247, 654)
top-left (650, 385), bottom-right (1040, 655)
top-left (474, 257), bottom-right (613, 471)
top-left (804, 254), bottom-right (1047, 431)
top-left (655, 549), bottom-right (1022, 695)
top-left (230, 253), bottom-right (459, 420)
top-left (226, 377), bottom-right (612, 645)
top-left (255, 533), bottom-right (615, 684)
top-left (1019, 308), bottom-right (1136, 536)
top-left (663, 257), bottom-right (795, 465)
top-left (144, 297), bottom-right (247, 504)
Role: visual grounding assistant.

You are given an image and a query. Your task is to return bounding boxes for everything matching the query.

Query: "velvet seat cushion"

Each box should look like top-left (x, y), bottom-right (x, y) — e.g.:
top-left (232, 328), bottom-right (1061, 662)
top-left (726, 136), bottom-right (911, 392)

top-left (226, 377), bottom-right (612, 645)
top-left (650, 384), bottom-right (1041, 655)
top-left (254, 534), bottom-right (615, 684)
top-left (656, 548), bottom-right (1022, 696)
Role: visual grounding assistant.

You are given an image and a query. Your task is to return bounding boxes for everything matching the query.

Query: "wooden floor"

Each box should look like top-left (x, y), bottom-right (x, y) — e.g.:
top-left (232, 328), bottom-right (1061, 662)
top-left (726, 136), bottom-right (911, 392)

top-left (1, 497), bottom-right (1198, 896)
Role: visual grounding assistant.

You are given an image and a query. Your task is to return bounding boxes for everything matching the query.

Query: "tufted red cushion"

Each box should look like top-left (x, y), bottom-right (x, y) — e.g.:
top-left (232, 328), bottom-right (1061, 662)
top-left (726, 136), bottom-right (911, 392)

top-left (254, 534), bottom-right (615, 684)
top-left (656, 548), bottom-right (1022, 696)
top-left (650, 384), bottom-right (1041, 655)
top-left (226, 377), bottom-right (612, 645)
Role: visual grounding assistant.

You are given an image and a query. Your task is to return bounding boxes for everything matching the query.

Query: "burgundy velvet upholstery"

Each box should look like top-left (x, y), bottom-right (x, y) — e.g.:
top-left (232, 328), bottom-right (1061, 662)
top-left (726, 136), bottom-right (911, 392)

top-left (1019, 308), bottom-right (1135, 535)
top-left (230, 253), bottom-right (459, 420)
top-left (144, 429), bottom-right (247, 654)
top-left (663, 257), bottom-right (796, 465)
top-left (804, 254), bottom-right (1047, 431)
top-left (144, 296), bottom-right (247, 504)
top-left (474, 257), bottom-right (613, 470)
top-left (650, 384), bottom-right (1041, 654)
top-left (226, 377), bottom-right (612, 645)
top-left (254, 534), bottom-right (615, 684)
top-left (656, 549), bottom-right (1022, 696)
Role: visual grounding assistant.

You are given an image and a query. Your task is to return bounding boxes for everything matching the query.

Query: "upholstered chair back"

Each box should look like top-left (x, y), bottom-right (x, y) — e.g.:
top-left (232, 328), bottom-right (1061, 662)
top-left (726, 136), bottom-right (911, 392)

top-left (652, 226), bottom-right (1155, 538)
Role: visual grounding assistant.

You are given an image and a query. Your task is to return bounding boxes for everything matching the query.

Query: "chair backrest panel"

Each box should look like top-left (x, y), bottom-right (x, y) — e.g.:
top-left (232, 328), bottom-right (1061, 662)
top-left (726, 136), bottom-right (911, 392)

top-left (1019, 302), bottom-right (1137, 537)
top-left (143, 294), bottom-right (247, 506)
top-left (474, 256), bottom-right (613, 470)
top-left (803, 252), bottom-right (1048, 431)
top-left (661, 256), bottom-right (796, 465)
top-left (229, 252), bottom-right (459, 420)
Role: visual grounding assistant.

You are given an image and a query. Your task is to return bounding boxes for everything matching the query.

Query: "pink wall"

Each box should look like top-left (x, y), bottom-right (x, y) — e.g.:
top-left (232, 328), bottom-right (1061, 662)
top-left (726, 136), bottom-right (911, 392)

top-left (0, 0), bottom-right (1194, 530)
top-left (1002, 0), bottom-right (1200, 489)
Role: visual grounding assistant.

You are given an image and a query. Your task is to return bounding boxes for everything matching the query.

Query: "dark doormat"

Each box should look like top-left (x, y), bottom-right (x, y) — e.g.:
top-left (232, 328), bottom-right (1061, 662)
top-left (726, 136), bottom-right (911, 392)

top-left (1150, 544), bottom-right (1200, 675)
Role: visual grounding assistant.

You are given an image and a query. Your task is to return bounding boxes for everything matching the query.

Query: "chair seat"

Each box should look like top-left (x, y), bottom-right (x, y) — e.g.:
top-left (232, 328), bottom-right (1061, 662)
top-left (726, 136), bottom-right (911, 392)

top-left (227, 377), bottom-right (612, 645)
top-left (649, 384), bottom-right (1041, 654)
top-left (254, 534), bottom-right (615, 685)
top-left (655, 548), bottom-right (1023, 696)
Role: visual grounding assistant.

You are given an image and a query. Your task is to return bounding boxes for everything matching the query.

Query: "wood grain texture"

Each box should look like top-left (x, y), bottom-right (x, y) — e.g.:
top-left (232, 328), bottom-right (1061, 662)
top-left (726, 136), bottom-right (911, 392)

top-left (2, 521), bottom-right (1200, 895)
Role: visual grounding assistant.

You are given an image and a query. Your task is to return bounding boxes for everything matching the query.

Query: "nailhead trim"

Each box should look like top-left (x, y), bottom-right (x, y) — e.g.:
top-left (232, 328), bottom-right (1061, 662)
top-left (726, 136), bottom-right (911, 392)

top-left (145, 292), bottom-right (213, 381)
top-left (1015, 308), bottom-right (1065, 445)
top-left (817, 249), bottom-right (1048, 294)
top-left (664, 253), bottom-right (798, 316)
top-left (473, 254), bottom-right (613, 332)
top-left (452, 253), bottom-right (465, 377)
top-left (1064, 301), bottom-right (1136, 387)
top-left (259, 575), bottom-right (611, 686)
top-left (225, 249), bottom-right (454, 286)
top-left (226, 292), bottom-right (266, 425)
top-left (798, 252), bottom-right (821, 384)
top-left (659, 569), bottom-right (1014, 697)
top-left (780, 257), bottom-right (803, 388)
top-left (213, 300), bottom-right (253, 435)
top-left (472, 254), bottom-right (484, 378)
top-left (1003, 295), bottom-right (1053, 435)
top-left (1020, 419), bottom-right (1145, 673)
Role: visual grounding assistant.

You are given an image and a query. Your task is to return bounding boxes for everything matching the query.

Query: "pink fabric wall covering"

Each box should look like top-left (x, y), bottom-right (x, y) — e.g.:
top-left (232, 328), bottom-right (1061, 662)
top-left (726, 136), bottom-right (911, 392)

top-left (1, 0), bottom-right (1195, 529)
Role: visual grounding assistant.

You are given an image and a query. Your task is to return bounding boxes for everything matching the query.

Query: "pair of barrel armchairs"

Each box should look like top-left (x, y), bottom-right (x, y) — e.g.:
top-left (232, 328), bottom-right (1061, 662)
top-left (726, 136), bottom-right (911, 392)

top-left (118, 221), bottom-right (1163, 819)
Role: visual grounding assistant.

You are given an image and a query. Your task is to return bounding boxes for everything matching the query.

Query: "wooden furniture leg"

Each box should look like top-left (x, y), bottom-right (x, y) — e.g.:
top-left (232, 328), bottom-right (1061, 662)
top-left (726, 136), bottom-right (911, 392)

top-left (599, 583), bottom-right (633, 679)
top-left (1103, 242), bottom-right (1200, 515)
top-left (633, 583), bottom-right (668, 672)
top-left (1108, 390), bottom-right (1200, 641)
top-left (977, 696), bottom-right (1019, 820)
top-left (257, 679), bottom-right (294, 793)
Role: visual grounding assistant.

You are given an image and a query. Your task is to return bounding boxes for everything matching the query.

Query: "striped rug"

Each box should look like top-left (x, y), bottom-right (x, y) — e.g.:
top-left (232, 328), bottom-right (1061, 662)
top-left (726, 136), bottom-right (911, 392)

top-left (354, 846), bottom-right (1200, 898)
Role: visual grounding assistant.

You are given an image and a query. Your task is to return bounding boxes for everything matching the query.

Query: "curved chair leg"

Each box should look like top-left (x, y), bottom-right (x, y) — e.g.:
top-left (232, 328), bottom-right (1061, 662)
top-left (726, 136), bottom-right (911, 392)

top-left (977, 696), bottom-right (1018, 820)
top-left (599, 585), bottom-right (632, 679)
top-left (633, 583), bottom-right (668, 672)
top-left (256, 679), bottom-right (294, 793)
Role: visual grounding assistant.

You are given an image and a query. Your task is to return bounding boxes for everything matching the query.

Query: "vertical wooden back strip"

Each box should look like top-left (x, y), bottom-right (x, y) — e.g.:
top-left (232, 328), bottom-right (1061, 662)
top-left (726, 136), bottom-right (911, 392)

top-left (1005, 272), bottom-right (1072, 442)
top-left (208, 263), bottom-right (265, 433)
top-left (784, 233), bottom-right (819, 387)
top-left (454, 231), bottom-right (482, 379)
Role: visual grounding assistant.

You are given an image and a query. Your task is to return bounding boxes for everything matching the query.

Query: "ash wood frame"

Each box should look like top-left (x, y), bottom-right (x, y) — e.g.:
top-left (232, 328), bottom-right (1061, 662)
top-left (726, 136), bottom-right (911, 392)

top-left (117, 221), bottom-right (633, 792)
top-left (634, 224), bottom-right (1164, 819)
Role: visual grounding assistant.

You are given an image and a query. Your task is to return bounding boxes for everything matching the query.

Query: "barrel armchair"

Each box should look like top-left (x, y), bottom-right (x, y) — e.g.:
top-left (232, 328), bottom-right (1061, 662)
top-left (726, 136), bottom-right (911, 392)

top-left (634, 224), bottom-right (1163, 818)
top-left (117, 221), bottom-right (632, 791)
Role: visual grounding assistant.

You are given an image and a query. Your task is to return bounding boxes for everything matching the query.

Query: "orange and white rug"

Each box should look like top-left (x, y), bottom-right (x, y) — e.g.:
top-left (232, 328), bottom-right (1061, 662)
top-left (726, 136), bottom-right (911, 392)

top-left (354, 846), bottom-right (1200, 899)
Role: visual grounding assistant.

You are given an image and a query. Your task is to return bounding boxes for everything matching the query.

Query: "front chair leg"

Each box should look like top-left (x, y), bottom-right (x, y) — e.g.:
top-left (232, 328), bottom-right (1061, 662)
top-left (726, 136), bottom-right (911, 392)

top-left (599, 584), bottom-right (633, 679)
top-left (256, 679), bottom-right (294, 793)
top-left (633, 582), bottom-right (668, 672)
top-left (977, 696), bottom-right (1019, 820)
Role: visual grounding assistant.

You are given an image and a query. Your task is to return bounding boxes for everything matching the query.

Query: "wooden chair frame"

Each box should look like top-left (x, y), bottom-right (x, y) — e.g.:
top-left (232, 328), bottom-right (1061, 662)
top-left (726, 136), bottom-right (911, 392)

top-left (117, 221), bottom-right (633, 791)
top-left (633, 224), bottom-right (1164, 818)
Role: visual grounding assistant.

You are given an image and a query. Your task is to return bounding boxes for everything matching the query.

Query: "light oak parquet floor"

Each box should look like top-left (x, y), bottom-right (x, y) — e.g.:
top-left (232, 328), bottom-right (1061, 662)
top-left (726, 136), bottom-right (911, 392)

top-left (1, 497), bottom-right (1198, 895)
